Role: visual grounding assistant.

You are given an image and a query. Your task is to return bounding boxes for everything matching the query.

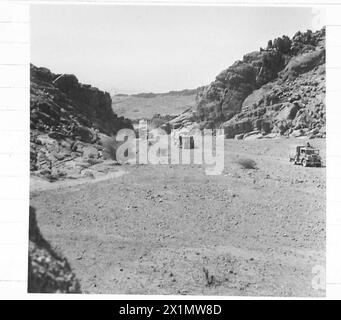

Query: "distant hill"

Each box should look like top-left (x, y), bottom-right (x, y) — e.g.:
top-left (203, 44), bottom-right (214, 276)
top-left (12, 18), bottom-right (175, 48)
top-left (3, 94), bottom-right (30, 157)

top-left (112, 89), bottom-right (197, 120)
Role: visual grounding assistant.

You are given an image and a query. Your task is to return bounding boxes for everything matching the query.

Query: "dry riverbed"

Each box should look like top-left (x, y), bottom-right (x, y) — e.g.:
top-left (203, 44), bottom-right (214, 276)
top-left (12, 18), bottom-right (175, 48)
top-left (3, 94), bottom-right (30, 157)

top-left (30, 138), bottom-right (325, 296)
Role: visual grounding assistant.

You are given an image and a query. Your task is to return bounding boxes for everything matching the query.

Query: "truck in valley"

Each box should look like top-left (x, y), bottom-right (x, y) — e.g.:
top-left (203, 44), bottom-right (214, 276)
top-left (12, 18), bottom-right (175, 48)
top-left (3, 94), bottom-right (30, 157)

top-left (289, 144), bottom-right (322, 167)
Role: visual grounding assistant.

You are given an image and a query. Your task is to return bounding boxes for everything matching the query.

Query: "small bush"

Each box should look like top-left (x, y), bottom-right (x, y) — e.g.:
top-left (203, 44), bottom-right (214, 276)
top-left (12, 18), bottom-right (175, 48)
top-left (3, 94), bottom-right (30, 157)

top-left (203, 267), bottom-right (216, 287)
top-left (237, 158), bottom-right (257, 169)
top-left (101, 136), bottom-right (118, 161)
top-left (86, 158), bottom-right (102, 165)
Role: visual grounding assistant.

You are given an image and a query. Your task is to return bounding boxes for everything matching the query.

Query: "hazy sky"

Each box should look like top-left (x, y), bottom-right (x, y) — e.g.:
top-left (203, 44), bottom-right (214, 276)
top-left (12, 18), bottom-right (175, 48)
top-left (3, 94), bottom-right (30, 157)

top-left (31, 5), bottom-right (324, 94)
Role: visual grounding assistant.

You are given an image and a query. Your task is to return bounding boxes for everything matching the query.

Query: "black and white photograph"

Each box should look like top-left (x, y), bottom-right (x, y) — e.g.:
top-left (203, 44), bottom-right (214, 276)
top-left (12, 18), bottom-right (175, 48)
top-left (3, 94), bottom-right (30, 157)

top-left (28, 4), bottom-right (326, 296)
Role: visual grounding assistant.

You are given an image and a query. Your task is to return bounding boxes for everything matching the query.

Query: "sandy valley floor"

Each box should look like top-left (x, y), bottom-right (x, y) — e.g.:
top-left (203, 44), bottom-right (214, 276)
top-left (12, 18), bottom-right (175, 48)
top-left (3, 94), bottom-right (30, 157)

top-left (30, 138), bottom-right (325, 296)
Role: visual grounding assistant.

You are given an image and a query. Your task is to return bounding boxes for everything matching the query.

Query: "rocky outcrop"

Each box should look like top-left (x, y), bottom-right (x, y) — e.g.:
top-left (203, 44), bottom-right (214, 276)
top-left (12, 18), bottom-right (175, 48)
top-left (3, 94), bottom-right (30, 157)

top-left (197, 49), bottom-right (285, 122)
top-left (168, 108), bottom-right (196, 130)
top-left (30, 64), bottom-right (133, 180)
top-left (28, 206), bottom-right (81, 293)
top-left (31, 64), bottom-right (133, 137)
top-left (224, 61), bottom-right (325, 138)
top-left (195, 28), bottom-right (325, 139)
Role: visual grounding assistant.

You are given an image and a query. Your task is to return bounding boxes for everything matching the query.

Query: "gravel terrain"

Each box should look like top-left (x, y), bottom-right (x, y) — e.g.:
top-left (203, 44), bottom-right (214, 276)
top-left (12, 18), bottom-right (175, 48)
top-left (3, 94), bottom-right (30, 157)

top-left (30, 138), bottom-right (325, 296)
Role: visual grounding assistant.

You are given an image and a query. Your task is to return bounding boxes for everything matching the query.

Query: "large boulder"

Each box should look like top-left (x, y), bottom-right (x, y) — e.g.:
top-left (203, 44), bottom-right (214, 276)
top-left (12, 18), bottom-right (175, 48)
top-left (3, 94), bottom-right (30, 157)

top-left (223, 120), bottom-right (253, 138)
top-left (280, 48), bottom-right (325, 81)
top-left (169, 108), bottom-right (196, 130)
top-left (28, 207), bottom-right (81, 293)
top-left (53, 74), bottom-right (79, 94)
top-left (73, 125), bottom-right (95, 143)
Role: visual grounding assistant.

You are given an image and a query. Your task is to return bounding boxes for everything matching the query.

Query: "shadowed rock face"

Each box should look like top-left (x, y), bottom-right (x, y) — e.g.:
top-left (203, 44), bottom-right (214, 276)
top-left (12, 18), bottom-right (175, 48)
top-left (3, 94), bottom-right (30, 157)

top-left (30, 64), bottom-right (135, 180)
top-left (30, 64), bottom-right (133, 137)
top-left (196, 50), bottom-right (285, 122)
top-left (28, 206), bottom-right (81, 293)
top-left (195, 28), bottom-right (325, 138)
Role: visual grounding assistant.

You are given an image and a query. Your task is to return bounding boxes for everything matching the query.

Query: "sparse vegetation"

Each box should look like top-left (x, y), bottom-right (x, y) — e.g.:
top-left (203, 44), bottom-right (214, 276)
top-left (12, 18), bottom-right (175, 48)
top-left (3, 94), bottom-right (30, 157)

top-left (31, 138), bottom-right (326, 296)
top-left (203, 267), bottom-right (216, 287)
top-left (101, 136), bottom-right (118, 161)
top-left (237, 158), bottom-right (257, 169)
top-left (273, 35), bottom-right (292, 54)
top-left (30, 23), bottom-right (325, 296)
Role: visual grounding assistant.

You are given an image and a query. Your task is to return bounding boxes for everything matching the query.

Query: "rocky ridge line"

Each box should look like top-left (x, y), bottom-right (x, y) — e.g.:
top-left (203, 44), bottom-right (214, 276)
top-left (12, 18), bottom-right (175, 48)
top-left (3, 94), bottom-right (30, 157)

top-left (169, 28), bottom-right (326, 140)
top-left (30, 64), bottom-right (133, 181)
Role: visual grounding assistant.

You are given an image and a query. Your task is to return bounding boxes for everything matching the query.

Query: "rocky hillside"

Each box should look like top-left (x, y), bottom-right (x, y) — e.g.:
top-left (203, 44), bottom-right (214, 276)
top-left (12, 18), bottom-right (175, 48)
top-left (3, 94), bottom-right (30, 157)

top-left (173, 28), bottom-right (325, 139)
top-left (30, 64), bottom-right (133, 181)
top-left (31, 64), bottom-right (132, 138)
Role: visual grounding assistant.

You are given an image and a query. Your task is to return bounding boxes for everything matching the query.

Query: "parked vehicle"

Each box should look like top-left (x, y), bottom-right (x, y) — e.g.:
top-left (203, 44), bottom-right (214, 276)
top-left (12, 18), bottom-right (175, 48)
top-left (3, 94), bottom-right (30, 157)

top-left (289, 145), bottom-right (322, 167)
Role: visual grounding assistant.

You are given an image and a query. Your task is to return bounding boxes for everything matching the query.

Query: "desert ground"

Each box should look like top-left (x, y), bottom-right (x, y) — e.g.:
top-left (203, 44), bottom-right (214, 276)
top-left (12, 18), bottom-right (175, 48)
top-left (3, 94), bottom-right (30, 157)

top-left (30, 137), bottom-right (325, 296)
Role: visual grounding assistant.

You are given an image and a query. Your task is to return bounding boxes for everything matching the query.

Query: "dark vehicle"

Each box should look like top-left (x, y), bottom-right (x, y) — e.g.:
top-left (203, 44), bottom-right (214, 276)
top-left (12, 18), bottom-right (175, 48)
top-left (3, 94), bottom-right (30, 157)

top-left (179, 135), bottom-right (194, 149)
top-left (289, 145), bottom-right (322, 167)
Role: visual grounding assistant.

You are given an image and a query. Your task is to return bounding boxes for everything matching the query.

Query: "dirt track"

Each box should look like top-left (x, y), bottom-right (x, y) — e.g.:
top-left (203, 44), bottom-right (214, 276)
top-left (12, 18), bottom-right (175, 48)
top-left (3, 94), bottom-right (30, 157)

top-left (30, 138), bottom-right (325, 296)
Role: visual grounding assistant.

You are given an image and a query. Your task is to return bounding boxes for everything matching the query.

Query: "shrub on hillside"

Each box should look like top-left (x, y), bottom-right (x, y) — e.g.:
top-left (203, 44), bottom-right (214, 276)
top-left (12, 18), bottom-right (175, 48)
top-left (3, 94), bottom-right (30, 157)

top-left (101, 136), bottom-right (119, 161)
top-left (273, 35), bottom-right (292, 54)
top-left (236, 158), bottom-right (257, 169)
